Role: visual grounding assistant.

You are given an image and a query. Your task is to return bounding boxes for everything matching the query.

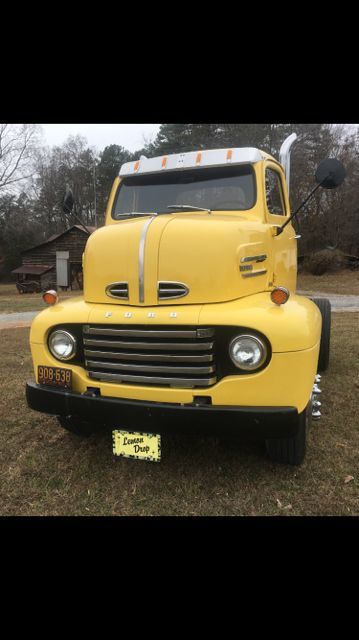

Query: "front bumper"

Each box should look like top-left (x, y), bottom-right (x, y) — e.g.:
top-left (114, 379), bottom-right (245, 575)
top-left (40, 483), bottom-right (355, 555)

top-left (26, 381), bottom-right (299, 439)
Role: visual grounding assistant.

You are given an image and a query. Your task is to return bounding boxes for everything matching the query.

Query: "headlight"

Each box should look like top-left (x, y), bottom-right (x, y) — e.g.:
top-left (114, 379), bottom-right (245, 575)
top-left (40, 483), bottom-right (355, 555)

top-left (229, 334), bottom-right (267, 371)
top-left (48, 330), bottom-right (77, 361)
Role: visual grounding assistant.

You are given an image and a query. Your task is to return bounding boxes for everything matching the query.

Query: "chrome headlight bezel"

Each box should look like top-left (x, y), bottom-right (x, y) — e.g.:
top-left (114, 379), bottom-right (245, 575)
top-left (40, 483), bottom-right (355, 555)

top-left (48, 329), bottom-right (77, 362)
top-left (229, 334), bottom-right (267, 371)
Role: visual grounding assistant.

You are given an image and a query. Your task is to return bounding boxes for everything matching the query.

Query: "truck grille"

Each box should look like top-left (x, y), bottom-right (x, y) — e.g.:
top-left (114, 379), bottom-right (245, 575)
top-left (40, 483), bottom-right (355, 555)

top-left (83, 325), bottom-right (216, 388)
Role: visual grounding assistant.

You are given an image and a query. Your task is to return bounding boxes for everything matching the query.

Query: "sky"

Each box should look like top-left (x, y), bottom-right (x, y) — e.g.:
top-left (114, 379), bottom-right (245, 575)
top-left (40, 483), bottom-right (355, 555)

top-left (40, 124), bottom-right (161, 153)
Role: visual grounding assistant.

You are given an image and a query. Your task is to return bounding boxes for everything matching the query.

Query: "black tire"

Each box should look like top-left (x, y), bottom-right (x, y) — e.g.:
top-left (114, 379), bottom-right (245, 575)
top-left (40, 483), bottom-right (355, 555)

top-left (57, 415), bottom-right (102, 437)
top-left (311, 297), bottom-right (331, 372)
top-left (265, 401), bottom-right (311, 465)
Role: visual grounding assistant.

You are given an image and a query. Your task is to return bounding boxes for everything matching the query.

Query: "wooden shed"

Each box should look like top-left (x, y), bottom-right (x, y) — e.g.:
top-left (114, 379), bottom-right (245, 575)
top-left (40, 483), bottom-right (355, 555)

top-left (12, 225), bottom-right (96, 292)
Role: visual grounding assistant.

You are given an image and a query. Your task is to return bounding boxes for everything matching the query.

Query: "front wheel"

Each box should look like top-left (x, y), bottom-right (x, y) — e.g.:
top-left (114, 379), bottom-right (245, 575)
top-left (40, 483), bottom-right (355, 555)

top-left (265, 400), bottom-right (312, 465)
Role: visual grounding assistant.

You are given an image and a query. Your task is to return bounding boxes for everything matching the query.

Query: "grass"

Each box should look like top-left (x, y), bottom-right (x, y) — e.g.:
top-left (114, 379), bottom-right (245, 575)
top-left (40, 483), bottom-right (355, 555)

top-left (0, 314), bottom-right (358, 516)
top-left (0, 283), bottom-right (80, 314)
top-left (297, 270), bottom-right (359, 295)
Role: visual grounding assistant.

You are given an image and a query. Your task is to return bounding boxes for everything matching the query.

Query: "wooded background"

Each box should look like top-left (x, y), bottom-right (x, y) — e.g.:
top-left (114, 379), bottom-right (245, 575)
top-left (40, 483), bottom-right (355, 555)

top-left (1, 123), bottom-right (358, 277)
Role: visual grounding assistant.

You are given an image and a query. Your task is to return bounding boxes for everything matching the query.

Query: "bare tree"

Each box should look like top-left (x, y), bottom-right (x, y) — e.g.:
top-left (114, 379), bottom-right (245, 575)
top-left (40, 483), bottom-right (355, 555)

top-left (0, 124), bottom-right (41, 193)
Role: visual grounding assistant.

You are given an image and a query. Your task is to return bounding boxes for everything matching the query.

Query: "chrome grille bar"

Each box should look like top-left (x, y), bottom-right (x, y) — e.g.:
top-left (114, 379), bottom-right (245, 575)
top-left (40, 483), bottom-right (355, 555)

top-left (88, 370), bottom-right (217, 388)
top-left (85, 360), bottom-right (215, 374)
top-left (83, 326), bottom-right (214, 339)
top-left (83, 338), bottom-right (214, 351)
top-left (84, 349), bottom-right (214, 363)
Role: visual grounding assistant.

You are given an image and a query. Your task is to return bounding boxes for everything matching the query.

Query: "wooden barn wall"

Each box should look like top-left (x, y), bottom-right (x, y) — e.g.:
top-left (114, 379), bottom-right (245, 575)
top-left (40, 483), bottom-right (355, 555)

top-left (22, 229), bottom-right (90, 267)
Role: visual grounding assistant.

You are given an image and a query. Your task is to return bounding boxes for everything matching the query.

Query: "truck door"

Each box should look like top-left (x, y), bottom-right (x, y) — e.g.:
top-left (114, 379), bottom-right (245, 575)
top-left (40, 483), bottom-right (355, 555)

top-left (265, 163), bottom-right (297, 292)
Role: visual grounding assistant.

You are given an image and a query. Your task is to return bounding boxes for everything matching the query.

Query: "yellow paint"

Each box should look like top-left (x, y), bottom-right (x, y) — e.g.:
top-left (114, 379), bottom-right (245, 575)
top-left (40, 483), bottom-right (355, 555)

top-left (29, 155), bottom-right (321, 420)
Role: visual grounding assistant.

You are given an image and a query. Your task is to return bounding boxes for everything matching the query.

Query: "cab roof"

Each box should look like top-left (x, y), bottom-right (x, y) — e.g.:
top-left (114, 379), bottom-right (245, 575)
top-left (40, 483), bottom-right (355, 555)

top-left (119, 147), bottom-right (280, 177)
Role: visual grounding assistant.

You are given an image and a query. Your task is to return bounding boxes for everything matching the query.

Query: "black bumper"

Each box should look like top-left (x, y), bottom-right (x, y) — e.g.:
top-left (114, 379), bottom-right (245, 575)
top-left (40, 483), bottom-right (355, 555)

top-left (26, 381), bottom-right (299, 439)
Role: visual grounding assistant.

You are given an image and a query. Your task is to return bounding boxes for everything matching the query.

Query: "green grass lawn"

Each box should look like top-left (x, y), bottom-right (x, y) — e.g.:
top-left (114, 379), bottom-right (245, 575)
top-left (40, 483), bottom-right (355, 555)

top-left (0, 314), bottom-right (358, 516)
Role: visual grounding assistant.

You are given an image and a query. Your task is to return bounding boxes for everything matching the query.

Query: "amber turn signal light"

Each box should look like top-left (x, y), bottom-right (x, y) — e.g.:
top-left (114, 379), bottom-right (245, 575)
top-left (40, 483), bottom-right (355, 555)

top-left (270, 287), bottom-right (290, 305)
top-left (43, 290), bottom-right (58, 305)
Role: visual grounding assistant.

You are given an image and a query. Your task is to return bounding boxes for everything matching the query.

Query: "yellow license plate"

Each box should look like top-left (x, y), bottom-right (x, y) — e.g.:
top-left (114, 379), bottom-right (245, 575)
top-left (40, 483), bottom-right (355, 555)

top-left (112, 430), bottom-right (161, 462)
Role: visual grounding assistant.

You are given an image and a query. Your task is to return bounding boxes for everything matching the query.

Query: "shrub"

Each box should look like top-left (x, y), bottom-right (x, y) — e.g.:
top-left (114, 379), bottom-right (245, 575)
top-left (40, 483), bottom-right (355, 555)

top-left (303, 249), bottom-right (346, 275)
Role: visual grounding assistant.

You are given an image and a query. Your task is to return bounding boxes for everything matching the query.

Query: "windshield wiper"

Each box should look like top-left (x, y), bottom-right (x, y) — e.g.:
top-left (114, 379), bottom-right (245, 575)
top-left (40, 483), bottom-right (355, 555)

top-left (167, 204), bottom-right (211, 213)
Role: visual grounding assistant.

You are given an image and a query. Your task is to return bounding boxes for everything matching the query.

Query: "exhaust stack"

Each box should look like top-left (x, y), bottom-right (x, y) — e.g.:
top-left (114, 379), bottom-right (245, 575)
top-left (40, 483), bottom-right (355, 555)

top-left (279, 133), bottom-right (298, 195)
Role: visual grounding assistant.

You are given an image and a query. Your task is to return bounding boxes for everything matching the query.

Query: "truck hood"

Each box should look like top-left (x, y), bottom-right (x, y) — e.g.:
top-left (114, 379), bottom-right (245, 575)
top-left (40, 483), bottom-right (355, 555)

top-left (83, 214), bottom-right (272, 306)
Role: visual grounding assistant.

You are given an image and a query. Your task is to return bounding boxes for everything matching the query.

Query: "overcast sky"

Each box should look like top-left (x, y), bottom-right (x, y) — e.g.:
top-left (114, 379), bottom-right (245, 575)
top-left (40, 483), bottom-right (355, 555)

top-left (40, 124), bottom-right (161, 153)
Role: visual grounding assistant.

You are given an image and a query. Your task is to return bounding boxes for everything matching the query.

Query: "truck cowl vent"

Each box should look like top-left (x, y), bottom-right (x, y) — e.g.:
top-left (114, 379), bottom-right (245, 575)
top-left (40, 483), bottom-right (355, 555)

top-left (105, 282), bottom-right (129, 300)
top-left (158, 281), bottom-right (189, 301)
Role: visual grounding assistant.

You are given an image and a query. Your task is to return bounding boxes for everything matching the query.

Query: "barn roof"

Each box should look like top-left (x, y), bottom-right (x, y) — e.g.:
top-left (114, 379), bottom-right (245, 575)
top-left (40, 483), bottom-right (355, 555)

top-left (21, 225), bottom-right (96, 255)
top-left (12, 264), bottom-right (53, 275)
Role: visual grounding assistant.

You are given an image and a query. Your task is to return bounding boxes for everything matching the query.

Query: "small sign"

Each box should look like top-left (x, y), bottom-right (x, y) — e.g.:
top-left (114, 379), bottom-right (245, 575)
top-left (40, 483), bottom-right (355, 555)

top-left (112, 430), bottom-right (161, 462)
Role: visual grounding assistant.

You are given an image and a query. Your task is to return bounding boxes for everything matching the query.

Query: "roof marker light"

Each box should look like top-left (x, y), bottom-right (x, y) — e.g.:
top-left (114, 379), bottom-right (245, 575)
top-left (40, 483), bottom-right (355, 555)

top-left (196, 152), bottom-right (202, 165)
top-left (43, 290), bottom-right (58, 306)
top-left (270, 287), bottom-right (290, 305)
top-left (134, 160), bottom-right (140, 172)
top-left (226, 149), bottom-right (233, 161)
top-left (161, 156), bottom-right (167, 168)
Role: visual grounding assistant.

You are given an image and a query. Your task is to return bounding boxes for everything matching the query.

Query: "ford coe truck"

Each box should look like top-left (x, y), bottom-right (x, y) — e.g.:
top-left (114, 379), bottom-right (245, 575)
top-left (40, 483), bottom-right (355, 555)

top-left (26, 135), bottom-right (345, 464)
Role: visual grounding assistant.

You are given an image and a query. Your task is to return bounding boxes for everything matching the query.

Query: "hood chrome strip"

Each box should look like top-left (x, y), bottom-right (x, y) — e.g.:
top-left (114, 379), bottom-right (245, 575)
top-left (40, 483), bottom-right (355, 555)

top-left (139, 216), bottom-right (156, 303)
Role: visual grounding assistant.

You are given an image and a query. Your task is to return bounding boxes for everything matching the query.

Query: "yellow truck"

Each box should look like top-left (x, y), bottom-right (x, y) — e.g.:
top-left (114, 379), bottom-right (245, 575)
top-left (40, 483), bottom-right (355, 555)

top-left (26, 135), bottom-right (346, 464)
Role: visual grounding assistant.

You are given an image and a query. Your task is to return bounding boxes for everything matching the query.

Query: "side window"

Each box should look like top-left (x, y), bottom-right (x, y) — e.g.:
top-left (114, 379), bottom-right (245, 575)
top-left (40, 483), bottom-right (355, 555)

top-left (265, 168), bottom-right (286, 216)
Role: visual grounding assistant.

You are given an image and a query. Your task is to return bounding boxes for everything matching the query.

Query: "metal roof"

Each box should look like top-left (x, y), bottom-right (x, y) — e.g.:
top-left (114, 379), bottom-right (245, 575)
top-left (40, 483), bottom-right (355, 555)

top-left (21, 225), bottom-right (96, 254)
top-left (12, 264), bottom-right (53, 275)
top-left (119, 147), bottom-right (267, 178)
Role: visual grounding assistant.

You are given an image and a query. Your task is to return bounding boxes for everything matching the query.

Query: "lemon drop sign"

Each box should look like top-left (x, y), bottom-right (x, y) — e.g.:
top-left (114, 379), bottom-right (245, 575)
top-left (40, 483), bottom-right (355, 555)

top-left (113, 430), bottom-right (161, 462)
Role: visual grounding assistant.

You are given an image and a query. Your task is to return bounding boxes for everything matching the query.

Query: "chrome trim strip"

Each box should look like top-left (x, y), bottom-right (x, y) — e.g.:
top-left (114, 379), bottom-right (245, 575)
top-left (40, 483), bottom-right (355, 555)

top-left (88, 370), bottom-right (217, 387)
top-left (242, 269), bottom-right (267, 279)
top-left (85, 360), bottom-right (215, 375)
top-left (83, 327), bottom-right (199, 339)
top-left (139, 216), bottom-right (156, 303)
top-left (84, 350), bottom-right (214, 363)
top-left (83, 338), bottom-right (214, 351)
top-left (240, 255), bottom-right (267, 263)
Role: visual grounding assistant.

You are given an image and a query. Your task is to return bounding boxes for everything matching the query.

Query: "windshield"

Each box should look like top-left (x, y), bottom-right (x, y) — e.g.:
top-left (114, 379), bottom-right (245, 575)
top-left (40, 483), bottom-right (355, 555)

top-left (112, 164), bottom-right (256, 218)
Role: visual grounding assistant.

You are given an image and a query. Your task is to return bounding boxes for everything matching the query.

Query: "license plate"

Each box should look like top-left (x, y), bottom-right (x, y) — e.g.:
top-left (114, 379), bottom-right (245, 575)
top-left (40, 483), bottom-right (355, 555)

top-left (112, 430), bottom-right (161, 462)
top-left (38, 365), bottom-right (72, 389)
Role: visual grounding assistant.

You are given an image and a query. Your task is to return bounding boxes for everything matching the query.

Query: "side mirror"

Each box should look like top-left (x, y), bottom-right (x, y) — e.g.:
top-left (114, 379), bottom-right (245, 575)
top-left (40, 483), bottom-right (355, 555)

top-left (63, 187), bottom-right (74, 214)
top-left (315, 158), bottom-right (346, 189)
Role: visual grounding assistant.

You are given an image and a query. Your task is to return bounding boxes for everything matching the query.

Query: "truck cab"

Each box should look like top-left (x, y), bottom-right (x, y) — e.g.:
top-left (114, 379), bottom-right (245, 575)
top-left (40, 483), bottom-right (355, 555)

top-left (26, 141), bottom-right (338, 465)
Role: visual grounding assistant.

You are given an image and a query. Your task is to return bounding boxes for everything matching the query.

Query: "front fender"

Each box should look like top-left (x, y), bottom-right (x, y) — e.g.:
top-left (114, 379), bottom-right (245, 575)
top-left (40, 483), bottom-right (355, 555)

top-left (199, 292), bottom-right (322, 352)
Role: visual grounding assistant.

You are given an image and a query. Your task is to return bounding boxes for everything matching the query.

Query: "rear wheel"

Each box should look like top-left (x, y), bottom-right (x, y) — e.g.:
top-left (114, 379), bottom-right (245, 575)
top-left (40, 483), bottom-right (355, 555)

top-left (265, 399), bottom-right (312, 465)
top-left (57, 415), bottom-right (102, 437)
top-left (311, 297), bottom-right (331, 372)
